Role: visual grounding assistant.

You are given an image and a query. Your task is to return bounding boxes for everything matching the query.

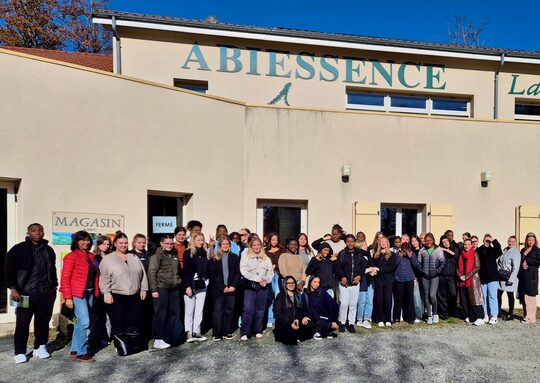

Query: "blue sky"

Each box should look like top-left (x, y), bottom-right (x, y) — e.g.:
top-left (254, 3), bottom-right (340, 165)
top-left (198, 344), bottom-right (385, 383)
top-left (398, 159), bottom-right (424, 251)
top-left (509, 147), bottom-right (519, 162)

top-left (109, 0), bottom-right (540, 51)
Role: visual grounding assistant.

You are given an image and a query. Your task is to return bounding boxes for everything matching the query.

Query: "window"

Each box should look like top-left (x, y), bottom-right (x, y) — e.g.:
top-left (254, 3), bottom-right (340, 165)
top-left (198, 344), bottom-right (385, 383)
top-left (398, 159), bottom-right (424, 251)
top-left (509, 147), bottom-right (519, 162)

top-left (147, 193), bottom-right (185, 245)
top-left (347, 91), bottom-right (471, 117)
top-left (380, 204), bottom-right (425, 237)
top-left (256, 200), bottom-right (307, 241)
top-left (0, 180), bottom-right (18, 319)
top-left (515, 102), bottom-right (540, 121)
top-left (173, 79), bottom-right (208, 94)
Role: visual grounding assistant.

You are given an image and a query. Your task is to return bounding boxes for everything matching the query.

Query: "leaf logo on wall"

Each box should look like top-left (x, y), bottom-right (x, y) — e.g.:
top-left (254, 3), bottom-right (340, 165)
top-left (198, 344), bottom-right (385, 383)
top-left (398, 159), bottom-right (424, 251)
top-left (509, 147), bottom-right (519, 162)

top-left (268, 82), bottom-right (292, 106)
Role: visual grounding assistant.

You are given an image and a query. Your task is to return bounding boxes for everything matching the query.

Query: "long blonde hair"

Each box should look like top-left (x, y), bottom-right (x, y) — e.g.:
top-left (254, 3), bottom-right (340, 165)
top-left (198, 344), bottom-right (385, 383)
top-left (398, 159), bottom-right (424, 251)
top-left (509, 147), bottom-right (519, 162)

top-left (188, 233), bottom-right (207, 257)
top-left (248, 237), bottom-right (267, 260)
top-left (374, 236), bottom-right (392, 260)
top-left (215, 237), bottom-right (231, 261)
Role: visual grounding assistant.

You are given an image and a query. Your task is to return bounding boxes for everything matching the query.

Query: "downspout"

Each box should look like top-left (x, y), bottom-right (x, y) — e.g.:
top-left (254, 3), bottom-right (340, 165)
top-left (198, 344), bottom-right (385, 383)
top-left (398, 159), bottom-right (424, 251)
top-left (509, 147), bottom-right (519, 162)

top-left (112, 16), bottom-right (122, 74)
top-left (494, 53), bottom-right (505, 119)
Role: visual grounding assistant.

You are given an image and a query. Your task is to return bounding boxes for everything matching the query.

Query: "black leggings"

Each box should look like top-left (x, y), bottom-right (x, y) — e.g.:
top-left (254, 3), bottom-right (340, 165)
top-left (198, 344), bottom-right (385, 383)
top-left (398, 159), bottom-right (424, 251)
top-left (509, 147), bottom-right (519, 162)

top-left (497, 290), bottom-right (515, 315)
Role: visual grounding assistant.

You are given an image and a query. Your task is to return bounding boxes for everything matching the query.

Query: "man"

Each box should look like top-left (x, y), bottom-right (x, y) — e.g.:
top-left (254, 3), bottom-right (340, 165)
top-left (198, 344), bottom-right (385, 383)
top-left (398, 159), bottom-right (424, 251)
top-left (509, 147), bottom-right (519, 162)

top-left (5, 223), bottom-right (58, 364)
top-left (186, 220), bottom-right (203, 242)
top-left (312, 224), bottom-right (346, 254)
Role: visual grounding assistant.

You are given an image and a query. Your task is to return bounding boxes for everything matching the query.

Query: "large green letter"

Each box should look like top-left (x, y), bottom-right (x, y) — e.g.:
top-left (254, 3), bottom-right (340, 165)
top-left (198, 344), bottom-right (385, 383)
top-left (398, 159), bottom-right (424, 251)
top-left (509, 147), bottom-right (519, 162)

top-left (370, 61), bottom-right (393, 86)
top-left (319, 56), bottom-right (339, 82)
top-left (344, 58), bottom-right (366, 84)
top-left (218, 47), bottom-right (242, 73)
top-left (424, 65), bottom-right (446, 90)
top-left (295, 54), bottom-right (315, 80)
top-left (398, 62), bottom-right (421, 88)
top-left (508, 74), bottom-right (525, 95)
top-left (268, 52), bottom-right (292, 78)
top-left (181, 44), bottom-right (211, 71)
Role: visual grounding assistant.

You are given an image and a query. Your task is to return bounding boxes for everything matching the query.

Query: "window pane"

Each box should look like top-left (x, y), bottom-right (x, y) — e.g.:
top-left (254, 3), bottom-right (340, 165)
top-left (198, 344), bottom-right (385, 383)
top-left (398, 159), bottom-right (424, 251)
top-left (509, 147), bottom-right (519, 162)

top-left (347, 93), bottom-right (385, 106)
top-left (263, 206), bottom-right (301, 241)
top-left (380, 208), bottom-right (397, 237)
top-left (390, 95), bottom-right (426, 109)
top-left (432, 98), bottom-right (467, 111)
top-left (179, 85), bottom-right (208, 93)
top-left (401, 209), bottom-right (418, 236)
top-left (515, 103), bottom-right (540, 116)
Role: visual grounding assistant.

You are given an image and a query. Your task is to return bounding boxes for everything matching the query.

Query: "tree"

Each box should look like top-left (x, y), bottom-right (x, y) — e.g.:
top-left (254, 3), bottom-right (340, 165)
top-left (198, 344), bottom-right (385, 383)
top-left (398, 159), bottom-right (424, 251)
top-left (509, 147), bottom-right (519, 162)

top-left (0, 0), bottom-right (66, 49)
top-left (64, 0), bottom-right (111, 53)
top-left (0, 0), bottom-right (111, 53)
top-left (447, 15), bottom-right (487, 47)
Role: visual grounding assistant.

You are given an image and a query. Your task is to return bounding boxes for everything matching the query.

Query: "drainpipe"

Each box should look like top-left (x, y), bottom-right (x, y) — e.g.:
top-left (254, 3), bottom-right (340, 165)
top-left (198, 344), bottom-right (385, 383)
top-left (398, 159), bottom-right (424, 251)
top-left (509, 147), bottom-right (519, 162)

top-left (494, 53), bottom-right (505, 119)
top-left (112, 16), bottom-right (122, 74)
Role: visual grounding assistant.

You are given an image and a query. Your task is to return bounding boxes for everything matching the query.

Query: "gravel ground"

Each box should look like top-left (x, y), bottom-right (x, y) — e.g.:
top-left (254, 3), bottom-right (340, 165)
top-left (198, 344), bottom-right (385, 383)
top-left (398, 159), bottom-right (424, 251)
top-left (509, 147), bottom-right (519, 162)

top-left (1, 320), bottom-right (539, 383)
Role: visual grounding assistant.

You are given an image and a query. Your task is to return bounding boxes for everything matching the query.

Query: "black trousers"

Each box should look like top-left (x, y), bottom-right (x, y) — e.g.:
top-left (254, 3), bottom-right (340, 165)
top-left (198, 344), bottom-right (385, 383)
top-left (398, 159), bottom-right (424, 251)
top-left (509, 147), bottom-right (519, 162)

top-left (14, 290), bottom-right (56, 355)
top-left (437, 275), bottom-right (457, 318)
top-left (106, 293), bottom-right (142, 337)
top-left (393, 281), bottom-right (415, 323)
top-left (373, 283), bottom-right (393, 323)
top-left (212, 292), bottom-right (237, 338)
top-left (313, 318), bottom-right (334, 336)
top-left (497, 290), bottom-right (515, 315)
top-left (274, 322), bottom-right (313, 345)
top-left (152, 288), bottom-right (180, 340)
top-left (88, 295), bottom-right (109, 351)
top-left (458, 287), bottom-right (483, 322)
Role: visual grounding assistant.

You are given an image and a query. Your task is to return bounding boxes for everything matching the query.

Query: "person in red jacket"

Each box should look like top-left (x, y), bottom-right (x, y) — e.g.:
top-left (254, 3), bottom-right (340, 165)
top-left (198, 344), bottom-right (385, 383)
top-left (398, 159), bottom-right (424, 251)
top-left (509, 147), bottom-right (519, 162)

top-left (60, 231), bottom-right (99, 362)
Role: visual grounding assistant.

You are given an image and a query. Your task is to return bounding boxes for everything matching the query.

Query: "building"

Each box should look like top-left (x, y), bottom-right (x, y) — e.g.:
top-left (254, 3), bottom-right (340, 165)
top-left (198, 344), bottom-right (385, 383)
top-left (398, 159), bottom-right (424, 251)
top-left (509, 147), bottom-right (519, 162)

top-left (1, 9), bottom-right (539, 323)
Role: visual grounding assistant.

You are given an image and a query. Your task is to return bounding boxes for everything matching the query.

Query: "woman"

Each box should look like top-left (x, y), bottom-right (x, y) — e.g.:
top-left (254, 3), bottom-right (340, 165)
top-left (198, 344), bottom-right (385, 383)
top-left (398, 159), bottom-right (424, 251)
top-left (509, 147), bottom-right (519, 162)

top-left (437, 236), bottom-right (458, 320)
top-left (60, 230), bottom-right (98, 362)
top-left (372, 236), bottom-right (397, 327)
top-left (240, 237), bottom-right (273, 341)
top-left (173, 226), bottom-right (188, 269)
top-left (148, 235), bottom-right (182, 349)
top-left (305, 242), bottom-right (338, 298)
top-left (298, 233), bottom-right (315, 269)
top-left (356, 241), bottom-right (374, 329)
top-left (130, 233), bottom-right (153, 342)
top-left (457, 238), bottom-right (485, 326)
top-left (336, 234), bottom-right (366, 333)
top-left (368, 231), bottom-right (384, 252)
top-left (272, 276), bottom-right (311, 345)
top-left (99, 232), bottom-right (148, 338)
top-left (304, 276), bottom-right (339, 339)
top-left (278, 239), bottom-right (306, 291)
top-left (208, 237), bottom-right (240, 341)
top-left (417, 233), bottom-right (446, 324)
top-left (88, 235), bottom-right (111, 353)
top-left (497, 236), bottom-right (521, 321)
top-left (393, 242), bottom-right (418, 324)
top-left (410, 234), bottom-right (423, 322)
top-left (265, 233), bottom-right (285, 327)
top-left (183, 233), bottom-right (210, 342)
top-left (476, 234), bottom-right (503, 324)
top-left (518, 232), bottom-right (540, 324)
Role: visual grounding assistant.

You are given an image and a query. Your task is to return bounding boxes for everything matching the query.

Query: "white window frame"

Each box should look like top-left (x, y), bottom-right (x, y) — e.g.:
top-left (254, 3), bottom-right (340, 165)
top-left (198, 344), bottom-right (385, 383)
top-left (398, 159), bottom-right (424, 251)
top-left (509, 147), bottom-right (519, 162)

top-left (256, 200), bottom-right (307, 239)
top-left (0, 181), bottom-right (17, 323)
top-left (515, 103), bottom-right (540, 121)
top-left (380, 204), bottom-right (425, 236)
top-left (346, 91), bottom-right (470, 117)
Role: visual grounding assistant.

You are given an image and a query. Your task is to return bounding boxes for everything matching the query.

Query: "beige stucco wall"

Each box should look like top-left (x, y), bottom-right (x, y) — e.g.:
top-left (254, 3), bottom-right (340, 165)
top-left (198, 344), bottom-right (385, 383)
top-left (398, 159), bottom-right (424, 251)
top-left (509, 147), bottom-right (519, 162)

top-left (113, 27), bottom-right (540, 120)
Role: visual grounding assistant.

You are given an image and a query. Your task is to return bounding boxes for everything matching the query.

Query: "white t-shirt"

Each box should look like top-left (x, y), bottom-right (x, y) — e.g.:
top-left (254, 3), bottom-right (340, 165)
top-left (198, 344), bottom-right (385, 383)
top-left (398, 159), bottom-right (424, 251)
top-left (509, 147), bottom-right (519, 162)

top-left (325, 239), bottom-right (346, 255)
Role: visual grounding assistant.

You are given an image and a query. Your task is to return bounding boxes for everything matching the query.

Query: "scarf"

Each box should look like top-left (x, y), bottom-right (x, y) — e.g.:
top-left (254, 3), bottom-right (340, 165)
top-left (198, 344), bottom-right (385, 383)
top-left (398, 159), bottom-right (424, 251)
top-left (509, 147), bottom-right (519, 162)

top-left (458, 248), bottom-right (475, 288)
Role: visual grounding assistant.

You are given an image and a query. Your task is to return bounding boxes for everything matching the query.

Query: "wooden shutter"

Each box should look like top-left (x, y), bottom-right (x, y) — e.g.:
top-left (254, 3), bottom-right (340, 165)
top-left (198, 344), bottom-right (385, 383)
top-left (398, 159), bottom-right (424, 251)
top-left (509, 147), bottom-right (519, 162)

top-left (353, 202), bottom-right (379, 241)
top-left (429, 204), bottom-right (454, 240)
top-left (515, 205), bottom-right (540, 245)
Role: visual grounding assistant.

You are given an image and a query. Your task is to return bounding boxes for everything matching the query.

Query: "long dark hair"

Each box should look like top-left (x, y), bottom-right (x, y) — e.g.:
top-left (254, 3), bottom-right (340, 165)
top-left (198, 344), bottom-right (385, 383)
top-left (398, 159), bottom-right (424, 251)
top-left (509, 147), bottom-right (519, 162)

top-left (297, 233), bottom-right (314, 255)
top-left (283, 275), bottom-right (302, 309)
top-left (70, 230), bottom-right (93, 251)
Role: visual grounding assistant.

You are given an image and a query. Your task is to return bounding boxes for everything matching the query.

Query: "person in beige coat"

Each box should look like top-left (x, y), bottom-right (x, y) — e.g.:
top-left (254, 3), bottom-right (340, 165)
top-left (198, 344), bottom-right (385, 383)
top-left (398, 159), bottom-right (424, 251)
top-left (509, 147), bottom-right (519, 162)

top-left (278, 239), bottom-right (306, 291)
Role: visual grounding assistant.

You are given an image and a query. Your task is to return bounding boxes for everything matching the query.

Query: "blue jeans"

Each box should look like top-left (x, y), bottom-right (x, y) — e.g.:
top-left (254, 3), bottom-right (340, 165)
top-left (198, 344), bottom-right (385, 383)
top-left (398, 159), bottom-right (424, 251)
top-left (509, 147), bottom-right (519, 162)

top-left (357, 284), bottom-right (374, 322)
top-left (482, 282), bottom-right (499, 318)
top-left (267, 272), bottom-right (280, 325)
top-left (241, 288), bottom-right (267, 337)
top-left (72, 290), bottom-right (94, 356)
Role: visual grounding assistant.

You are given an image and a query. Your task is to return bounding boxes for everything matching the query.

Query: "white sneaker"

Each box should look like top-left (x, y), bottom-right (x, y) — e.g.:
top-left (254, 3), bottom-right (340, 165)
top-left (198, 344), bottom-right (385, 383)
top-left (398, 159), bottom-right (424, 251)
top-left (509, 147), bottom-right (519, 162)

top-left (488, 318), bottom-right (498, 325)
top-left (267, 323), bottom-right (273, 328)
top-left (433, 315), bottom-right (439, 324)
top-left (414, 319), bottom-right (421, 323)
top-left (483, 315), bottom-right (489, 322)
top-left (474, 319), bottom-right (485, 326)
top-left (193, 333), bottom-right (207, 342)
top-left (186, 332), bottom-right (195, 343)
top-left (377, 322), bottom-right (385, 327)
top-left (255, 333), bottom-right (263, 339)
top-left (313, 332), bottom-right (323, 340)
top-left (356, 321), bottom-right (363, 326)
top-left (427, 316), bottom-right (433, 325)
top-left (465, 317), bottom-right (470, 323)
top-left (385, 322), bottom-right (392, 327)
top-left (32, 345), bottom-right (50, 359)
top-left (14, 354), bottom-right (28, 364)
top-left (240, 335), bottom-right (248, 341)
top-left (153, 339), bottom-right (170, 349)
top-left (361, 320), bottom-right (372, 329)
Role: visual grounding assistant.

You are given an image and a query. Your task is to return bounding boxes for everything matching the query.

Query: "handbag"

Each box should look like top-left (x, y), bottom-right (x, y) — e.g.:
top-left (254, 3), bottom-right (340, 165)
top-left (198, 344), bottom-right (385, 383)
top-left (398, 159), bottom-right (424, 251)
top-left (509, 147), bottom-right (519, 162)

top-left (498, 269), bottom-right (511, 282)
top-left (163, 315), bottom-right (185, 347)
top-left (193, 278), bottom-right (206, 290)
top-left (113, 329), bottom-right (147, 356)
top-left (240, 278), bottom-right (259, 291)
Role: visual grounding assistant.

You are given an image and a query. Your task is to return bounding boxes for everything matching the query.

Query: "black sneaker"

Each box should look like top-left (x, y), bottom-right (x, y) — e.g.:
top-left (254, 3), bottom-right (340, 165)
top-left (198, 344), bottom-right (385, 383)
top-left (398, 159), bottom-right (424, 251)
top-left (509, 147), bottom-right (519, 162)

top-left (347, 324), bottom-right (356, 334)
top-left (339, 324), bottom-right (346, 333)
top-left (224, 334), bottom-right (234, 340)
top-left (326, 332), bottom-right (338, 339)
top-left (504, 314), bottom-right (515, 321)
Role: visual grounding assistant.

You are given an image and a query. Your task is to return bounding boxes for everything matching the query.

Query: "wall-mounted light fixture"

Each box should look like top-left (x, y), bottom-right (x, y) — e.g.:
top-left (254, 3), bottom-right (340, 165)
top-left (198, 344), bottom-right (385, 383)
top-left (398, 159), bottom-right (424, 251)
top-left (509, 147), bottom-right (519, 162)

top-left (342, 165), bottom-right (351, 183)
top-left (481, 171), bottom-right (492, 188)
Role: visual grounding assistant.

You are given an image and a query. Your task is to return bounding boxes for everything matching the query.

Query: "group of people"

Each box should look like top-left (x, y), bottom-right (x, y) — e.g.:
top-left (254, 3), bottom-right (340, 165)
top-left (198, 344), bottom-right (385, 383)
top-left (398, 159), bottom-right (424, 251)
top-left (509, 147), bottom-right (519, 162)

top-left (5, 221), bottom-right (540, 363)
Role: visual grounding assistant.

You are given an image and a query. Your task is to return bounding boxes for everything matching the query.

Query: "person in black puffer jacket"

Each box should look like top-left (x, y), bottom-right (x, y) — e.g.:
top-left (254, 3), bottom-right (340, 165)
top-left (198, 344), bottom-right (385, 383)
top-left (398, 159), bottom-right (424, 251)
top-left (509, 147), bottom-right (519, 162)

top-left (476, 234), bottom-right (502, 323)
top-left (437, 235), bottom-right (459, 320)
top-left (305, 242), bottom-right (338, 298)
